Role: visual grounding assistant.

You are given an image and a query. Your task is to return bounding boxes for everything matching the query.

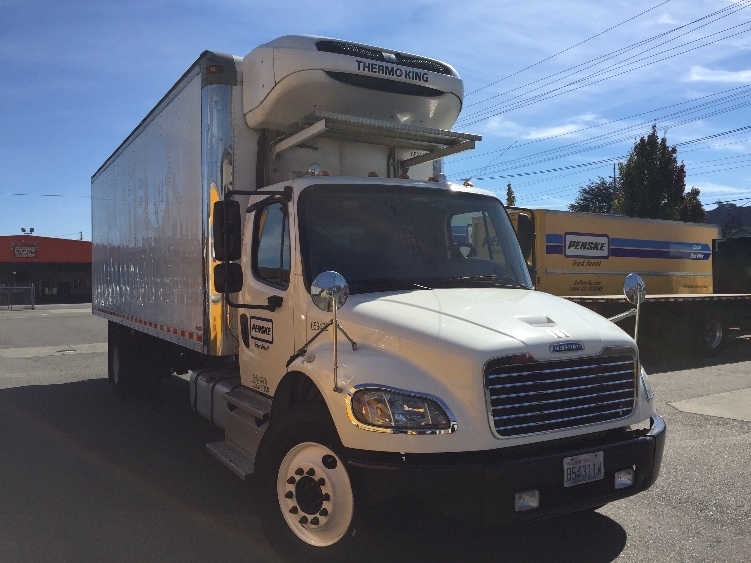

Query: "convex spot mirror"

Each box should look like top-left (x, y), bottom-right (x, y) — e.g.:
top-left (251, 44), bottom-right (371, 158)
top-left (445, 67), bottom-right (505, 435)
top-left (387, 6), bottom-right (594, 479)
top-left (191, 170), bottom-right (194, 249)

top-left (214, 263), bottom-right (243, 294)
top-left (623, 273), bottom-right (646, 305)
top-left (311, 271), bottom-right (349, 312)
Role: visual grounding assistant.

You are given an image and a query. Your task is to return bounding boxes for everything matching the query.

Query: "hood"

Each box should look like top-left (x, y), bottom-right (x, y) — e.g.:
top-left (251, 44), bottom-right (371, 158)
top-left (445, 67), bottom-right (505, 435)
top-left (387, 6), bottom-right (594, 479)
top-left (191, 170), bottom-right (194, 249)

top-left (337, 288), bottom-right (635, 362)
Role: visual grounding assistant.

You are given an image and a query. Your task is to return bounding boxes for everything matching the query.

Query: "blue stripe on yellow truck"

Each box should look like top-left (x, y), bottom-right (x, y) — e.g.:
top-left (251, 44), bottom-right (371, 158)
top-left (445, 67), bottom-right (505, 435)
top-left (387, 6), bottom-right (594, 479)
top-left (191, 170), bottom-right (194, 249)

top-left (545, 233), bottom-right (712, 260)
top-left (509, 209), bottom-right (720, 295)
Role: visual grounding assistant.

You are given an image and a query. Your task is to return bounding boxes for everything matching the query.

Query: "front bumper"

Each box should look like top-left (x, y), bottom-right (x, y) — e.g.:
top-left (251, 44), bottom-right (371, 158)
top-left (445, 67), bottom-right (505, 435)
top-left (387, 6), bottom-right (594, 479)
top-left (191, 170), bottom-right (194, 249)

top-left (346, 415), bottom-right (666, 525)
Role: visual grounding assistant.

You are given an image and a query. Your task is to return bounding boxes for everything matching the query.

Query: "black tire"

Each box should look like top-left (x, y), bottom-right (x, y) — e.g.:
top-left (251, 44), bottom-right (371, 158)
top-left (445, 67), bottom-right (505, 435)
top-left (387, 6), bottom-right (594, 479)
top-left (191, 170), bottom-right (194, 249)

top-left (140, 340), bottom-right (171, 395)
top-left (108, 322), bottom-right (133, 399)
top-left (254, 405), bottom-right (360, 560)
top-left (694, 317), bottom-right (726, 357)
top-left (108, 322), bottom-right (170, 399)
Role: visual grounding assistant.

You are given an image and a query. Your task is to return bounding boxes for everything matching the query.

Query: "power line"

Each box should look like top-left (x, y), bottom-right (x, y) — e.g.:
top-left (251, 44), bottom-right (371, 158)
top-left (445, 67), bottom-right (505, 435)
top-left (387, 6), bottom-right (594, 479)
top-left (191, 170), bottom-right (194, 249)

top-left (453, 84), bottom-right (751, 165)
top-left (453, 101), bottom-right (751, 177)
top-left (466, 0), bottom-right (674, 96)
top-left (451, 129), bottom-right (751, 187)
top-left (461, 149), bottom-right (751, 183)
top-left (454, 118), bottom-right (751, 180)
top-left (461, 0), bottom-right (751, 121)
top-left (458, 23), bottom-right (751, 127)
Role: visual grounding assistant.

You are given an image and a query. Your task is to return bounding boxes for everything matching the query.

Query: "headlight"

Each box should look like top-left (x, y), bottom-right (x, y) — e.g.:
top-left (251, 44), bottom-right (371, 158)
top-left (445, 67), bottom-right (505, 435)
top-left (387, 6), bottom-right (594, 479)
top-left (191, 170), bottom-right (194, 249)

top-left (640, 366), bottom-right (654, 402)
top-left (348, 387), bottom-right (455, 433)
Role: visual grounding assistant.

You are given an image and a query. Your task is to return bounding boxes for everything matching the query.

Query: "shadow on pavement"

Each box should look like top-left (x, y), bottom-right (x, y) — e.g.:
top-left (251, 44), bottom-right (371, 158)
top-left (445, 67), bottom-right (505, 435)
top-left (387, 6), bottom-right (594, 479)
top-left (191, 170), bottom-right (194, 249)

top-left (0, 376), bottom-right (629, 562)
top-left (642, 331), bottom-right (751, 374)
top-left (355, 509), bottom-right (626, 563)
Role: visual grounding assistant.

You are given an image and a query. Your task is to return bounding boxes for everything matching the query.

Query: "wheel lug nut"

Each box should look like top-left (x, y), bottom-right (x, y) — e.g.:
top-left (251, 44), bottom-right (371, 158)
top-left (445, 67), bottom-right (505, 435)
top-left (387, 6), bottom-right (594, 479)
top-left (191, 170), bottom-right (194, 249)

top-left (317, 478), bottom-right (325, 486)
top-left (295, 468), bottom-right (304, 476)
top-left (299, 516), bottom-right (308, 524)
top-left (322, 493), bottom-right (330, 502)
top-left (319, 508), bottom-right (328, 517)
top-left (284, 491), bottom-right (294, 499)
top-left (306, 468), bottom-right (316, 476)
top-left (289, 506), bottom-right (298, 514)
top-left (287, 477), bottom-right (296, 485)
top-left (310, 517), bottom-right (320, 525)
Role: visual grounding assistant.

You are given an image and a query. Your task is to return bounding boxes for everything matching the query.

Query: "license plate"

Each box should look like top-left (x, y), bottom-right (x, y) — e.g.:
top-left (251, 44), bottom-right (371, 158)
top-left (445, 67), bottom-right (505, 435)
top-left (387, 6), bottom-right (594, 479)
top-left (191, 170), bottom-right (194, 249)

top-left (563, 451), bottom-right (604, 487)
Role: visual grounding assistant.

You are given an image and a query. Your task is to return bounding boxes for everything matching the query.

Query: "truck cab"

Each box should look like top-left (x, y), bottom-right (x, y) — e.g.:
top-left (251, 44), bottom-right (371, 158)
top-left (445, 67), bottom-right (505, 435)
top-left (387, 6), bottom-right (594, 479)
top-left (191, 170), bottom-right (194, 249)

top-left (209, 171), bottom-right (664, 557)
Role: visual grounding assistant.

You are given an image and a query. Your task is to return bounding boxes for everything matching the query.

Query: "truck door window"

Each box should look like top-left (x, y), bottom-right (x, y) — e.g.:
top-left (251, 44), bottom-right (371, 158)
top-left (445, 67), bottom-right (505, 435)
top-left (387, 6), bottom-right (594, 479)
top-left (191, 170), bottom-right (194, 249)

top-left (253, 202), bottom-right (290, 289)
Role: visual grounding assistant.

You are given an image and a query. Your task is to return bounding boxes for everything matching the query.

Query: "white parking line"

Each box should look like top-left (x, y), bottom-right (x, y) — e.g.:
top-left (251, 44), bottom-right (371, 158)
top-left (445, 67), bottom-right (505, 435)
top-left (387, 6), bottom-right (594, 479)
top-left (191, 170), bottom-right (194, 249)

top-left (0, 343), bottom-right (108, 358)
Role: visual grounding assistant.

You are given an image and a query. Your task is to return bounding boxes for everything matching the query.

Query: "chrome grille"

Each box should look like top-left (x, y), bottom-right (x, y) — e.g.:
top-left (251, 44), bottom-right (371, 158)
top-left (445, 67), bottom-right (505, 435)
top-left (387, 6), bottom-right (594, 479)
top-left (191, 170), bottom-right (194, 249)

top-left (486, 353), bottom-right (636, 437)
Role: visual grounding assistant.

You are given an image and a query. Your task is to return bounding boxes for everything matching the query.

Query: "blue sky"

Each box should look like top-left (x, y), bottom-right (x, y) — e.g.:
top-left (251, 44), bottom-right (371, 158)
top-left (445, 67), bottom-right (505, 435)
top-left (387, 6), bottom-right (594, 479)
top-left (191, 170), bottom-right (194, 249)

top-left (1, 0), bottom-right (750, 240)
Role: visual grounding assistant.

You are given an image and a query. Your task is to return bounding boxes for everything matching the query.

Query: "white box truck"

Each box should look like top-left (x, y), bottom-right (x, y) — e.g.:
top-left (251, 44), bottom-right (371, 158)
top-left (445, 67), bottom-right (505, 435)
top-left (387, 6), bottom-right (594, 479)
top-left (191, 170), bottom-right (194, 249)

top-left (92, 35), bottom-right (665, 558)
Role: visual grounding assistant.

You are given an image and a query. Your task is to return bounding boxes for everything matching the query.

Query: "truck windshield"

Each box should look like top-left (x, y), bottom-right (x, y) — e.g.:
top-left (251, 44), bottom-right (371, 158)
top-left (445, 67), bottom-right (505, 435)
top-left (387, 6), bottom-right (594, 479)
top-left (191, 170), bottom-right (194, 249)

top-left (298, 184), bottom-right (533, 294)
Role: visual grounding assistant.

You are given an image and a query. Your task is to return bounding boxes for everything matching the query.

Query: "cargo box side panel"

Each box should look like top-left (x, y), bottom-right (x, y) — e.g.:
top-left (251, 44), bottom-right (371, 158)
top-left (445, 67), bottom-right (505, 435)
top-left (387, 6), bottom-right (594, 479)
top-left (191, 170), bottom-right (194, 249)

top-left (535, 210), bottom-right (719, 296)
top-left (92, 72), bottom-right (206, 352)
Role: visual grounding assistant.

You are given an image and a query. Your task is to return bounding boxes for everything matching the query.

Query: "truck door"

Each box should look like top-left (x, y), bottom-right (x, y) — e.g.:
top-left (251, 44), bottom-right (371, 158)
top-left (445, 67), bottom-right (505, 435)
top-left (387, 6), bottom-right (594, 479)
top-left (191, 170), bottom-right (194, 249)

top-left (238, 200), bottom-right (295, 396)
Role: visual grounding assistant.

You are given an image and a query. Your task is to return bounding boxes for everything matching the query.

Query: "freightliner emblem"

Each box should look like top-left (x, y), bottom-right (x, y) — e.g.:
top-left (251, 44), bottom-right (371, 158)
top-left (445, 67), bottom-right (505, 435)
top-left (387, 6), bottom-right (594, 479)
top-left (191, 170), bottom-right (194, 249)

top-left (550, 342), bottom-right (584, 353)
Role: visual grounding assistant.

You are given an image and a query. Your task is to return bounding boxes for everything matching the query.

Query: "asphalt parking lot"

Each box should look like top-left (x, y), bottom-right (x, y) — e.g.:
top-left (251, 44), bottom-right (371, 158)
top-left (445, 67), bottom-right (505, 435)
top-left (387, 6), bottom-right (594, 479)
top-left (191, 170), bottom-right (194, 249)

top-left (1, 304), bottom-right (749, 562)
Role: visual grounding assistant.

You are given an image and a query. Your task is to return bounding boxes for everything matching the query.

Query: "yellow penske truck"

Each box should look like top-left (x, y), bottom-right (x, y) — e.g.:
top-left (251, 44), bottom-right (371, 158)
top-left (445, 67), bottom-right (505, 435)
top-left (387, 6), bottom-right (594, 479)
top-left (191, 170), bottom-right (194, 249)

top-left (92, 36), bottom-right (664, 558)
top-left (503, 208), bottom-right (751, 356)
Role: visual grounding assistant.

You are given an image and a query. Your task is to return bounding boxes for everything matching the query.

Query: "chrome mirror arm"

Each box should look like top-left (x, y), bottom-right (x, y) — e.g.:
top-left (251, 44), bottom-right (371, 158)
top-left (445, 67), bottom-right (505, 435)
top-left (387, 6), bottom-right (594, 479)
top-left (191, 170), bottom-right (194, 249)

top-left (608, 273), bottom-right (646, 344)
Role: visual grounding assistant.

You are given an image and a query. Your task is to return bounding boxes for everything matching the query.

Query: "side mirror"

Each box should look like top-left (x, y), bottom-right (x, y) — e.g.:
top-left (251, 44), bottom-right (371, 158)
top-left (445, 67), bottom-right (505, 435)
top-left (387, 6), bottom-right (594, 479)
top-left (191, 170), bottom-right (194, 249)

top-left (214, 263), bottom-right (243, 294)
top-left (311, 271), bottom-right (349, 312)
top-left (623, 273), bottom-right (646, 305)
top-left (310, 271), bottom-right (350, 394)
top-left (516, 213), bottom-right (534, 261)
top-left (213, 200), bottom-right (242, 262)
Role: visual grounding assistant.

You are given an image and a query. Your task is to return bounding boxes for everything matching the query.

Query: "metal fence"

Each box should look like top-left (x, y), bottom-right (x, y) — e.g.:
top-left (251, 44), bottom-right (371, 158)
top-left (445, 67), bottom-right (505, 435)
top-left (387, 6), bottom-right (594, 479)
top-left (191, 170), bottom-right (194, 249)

top-left (1, 284), bottom-right (36, 310)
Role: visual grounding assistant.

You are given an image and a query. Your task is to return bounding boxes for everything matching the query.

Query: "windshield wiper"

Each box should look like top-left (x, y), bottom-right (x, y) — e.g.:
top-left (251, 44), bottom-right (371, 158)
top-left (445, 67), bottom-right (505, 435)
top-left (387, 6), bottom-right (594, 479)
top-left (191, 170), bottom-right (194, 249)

top-left (348, 278), bottom-right (432, 292)
top-left (442, 275), bottom-right (528, 289)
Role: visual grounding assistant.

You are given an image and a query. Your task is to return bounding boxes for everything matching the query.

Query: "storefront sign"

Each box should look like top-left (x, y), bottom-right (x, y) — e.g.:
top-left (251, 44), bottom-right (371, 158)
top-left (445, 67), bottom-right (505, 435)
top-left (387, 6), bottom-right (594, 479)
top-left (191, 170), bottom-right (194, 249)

top-left (12, 242), bottom-right (38, 258)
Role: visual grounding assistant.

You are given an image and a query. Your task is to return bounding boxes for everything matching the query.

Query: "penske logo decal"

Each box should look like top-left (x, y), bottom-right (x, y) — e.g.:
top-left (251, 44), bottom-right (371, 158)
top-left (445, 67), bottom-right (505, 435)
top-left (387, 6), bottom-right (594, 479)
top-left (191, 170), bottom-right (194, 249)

top-left (250, 317), bottom-right (273, 344)
top-left (564, 233), bottom-right (610, 259)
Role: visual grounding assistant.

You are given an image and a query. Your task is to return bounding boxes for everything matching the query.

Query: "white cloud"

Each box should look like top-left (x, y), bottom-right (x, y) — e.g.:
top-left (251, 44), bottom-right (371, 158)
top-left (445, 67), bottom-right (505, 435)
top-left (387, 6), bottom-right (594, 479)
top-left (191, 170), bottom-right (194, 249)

top-left (689, 181), bottom-right (748, 196)
top-left (687, 66), bottom-right (751, 83)
top-left (525, 124), bottom-right (582, 140)
top-left (519, 114), bottom-right (605, 140)
top-left (482, 115), bottom-right (526, 139)
top-left (657, 13), bottom-right (679, 25)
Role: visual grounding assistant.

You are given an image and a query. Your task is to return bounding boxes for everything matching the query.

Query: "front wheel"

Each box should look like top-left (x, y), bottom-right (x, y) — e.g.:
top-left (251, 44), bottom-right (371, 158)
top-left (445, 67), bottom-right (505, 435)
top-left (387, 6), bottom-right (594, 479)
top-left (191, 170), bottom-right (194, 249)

top-left (254, 406), bottom-right (359, 559)
top-left (695, 317), bottom-right (726, 357)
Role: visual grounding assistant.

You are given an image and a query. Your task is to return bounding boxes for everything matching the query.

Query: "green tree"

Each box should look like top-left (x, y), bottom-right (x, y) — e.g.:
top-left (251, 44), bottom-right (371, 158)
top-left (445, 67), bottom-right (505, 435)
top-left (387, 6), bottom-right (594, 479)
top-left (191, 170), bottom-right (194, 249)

top-left (506, 182), bottom-right (516, 206)
top-left (678, 187), bottom-right (707, 223)
top-left (618, 124), bottom-right (686, 220)
top-left (568, 177), bottom-right (616, 213)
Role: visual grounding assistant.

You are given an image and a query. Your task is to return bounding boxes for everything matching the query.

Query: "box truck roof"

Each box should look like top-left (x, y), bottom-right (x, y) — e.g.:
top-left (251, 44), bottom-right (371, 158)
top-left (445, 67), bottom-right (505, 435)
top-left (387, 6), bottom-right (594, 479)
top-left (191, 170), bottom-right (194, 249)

top-left (242, 35), bottom-right (464, 131)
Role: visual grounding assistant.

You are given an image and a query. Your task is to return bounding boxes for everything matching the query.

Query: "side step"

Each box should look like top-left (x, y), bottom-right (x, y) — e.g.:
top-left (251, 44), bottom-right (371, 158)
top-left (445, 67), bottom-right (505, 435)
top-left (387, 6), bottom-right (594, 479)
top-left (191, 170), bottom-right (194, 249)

top-left (224, 386), bottom-right (271, 423)
top-left (207, 441), bottom-right (256, 479)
